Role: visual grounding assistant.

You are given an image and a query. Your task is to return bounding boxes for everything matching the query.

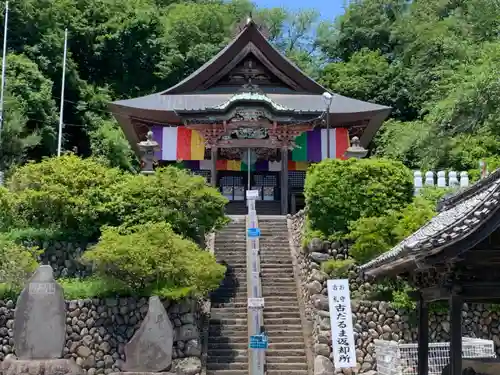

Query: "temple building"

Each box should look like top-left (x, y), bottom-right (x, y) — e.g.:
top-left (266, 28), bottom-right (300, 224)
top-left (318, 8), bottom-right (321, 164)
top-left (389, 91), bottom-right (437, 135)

top-left (109, 18), bottom-right (391, 215)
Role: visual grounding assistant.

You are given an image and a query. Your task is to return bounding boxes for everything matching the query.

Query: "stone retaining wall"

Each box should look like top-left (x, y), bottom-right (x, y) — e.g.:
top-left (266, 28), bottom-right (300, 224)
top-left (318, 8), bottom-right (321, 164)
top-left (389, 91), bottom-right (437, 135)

top-left (290, 210), bottom-right (500, 375)
top-left (23, 239), bottom-right (93, 278)
top-left (0, 297), bottom-right (203, 375)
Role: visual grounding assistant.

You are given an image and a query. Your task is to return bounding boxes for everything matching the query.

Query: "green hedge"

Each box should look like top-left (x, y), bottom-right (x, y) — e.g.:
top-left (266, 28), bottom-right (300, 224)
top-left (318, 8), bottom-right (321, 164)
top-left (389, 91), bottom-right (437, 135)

top-left (3, 155), bottom-right (228, 242)
top-left (304, 158), bottom-right (414, 236)
top-left (82, 222), bottom-right (226, 299)
top-left (0, 155), bottom-right (229, 299)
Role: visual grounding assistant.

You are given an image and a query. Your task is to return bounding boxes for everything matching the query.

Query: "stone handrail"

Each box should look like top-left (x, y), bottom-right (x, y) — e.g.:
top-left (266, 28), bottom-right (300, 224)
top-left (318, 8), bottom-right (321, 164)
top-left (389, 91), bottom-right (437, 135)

top-left (246, 198), bottom-right (265, 375)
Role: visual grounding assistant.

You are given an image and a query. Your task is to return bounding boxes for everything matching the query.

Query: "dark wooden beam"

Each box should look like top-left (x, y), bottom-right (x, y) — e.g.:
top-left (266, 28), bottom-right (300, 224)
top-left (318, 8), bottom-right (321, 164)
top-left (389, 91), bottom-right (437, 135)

top-left (462, 249), bottom-right (500, 264)
top-left (449, 293), bottom-right (462, 375)
top-left (417, 295), bottom-right (429, 375)
top-left (281, 147), bottom-right (288, 214)
top-left (211, 148), bottom-right (217, 187)
top-left (420, 287), bottom-right (453, 302)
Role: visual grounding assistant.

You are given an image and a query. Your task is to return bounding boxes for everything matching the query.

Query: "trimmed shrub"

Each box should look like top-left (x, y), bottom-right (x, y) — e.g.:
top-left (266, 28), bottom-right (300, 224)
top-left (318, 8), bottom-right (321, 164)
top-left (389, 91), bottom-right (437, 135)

top-left (0, 236), bottom-right (39, 291)
top-left (111, 167), bottom-right (228, 242)
top-left (304, 158), bottom-right (414, 236)
top-left (7, 154), bottom-right (124, 239)
top-left (4, 155), bottom-right (228, 242)
top-left (348, 196), bottom-right (436, 264)
top-left (321, 259), bottom-right (355, 278)
top-left (82, 222), bottom-right (226, 299)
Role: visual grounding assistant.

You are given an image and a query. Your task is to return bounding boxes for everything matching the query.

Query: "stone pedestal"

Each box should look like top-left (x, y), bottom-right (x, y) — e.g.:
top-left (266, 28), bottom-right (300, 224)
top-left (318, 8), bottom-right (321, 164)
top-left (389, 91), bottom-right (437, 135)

top-left (0, 358), bottom-right (83, 375)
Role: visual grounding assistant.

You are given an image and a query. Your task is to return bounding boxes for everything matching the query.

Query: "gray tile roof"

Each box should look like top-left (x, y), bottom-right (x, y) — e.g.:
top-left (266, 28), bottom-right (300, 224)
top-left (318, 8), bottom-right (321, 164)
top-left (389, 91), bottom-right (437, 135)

top-left (360, 170), bottom-right (500, 274)
top-left (112, 92), bottom-right (390, 114)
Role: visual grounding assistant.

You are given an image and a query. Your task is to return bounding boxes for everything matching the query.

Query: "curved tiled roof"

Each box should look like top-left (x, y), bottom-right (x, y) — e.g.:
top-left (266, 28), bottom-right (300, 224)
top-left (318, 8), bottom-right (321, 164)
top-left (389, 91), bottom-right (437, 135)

top-left (360, 169), bottom-right (500, 276)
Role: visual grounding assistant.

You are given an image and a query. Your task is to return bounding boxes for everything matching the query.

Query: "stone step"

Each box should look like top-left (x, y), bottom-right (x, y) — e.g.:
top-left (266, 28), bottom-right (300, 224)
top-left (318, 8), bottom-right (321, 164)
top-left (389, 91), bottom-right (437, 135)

top-left (206, 363), bottom-right (247, 370)
top-left (211, 303), bottom-right (301, 313)
top-left (211, 317), bottom-right (302, 326)
top-left (209, 326), bottom-right (247, 333)
top-left (261, 274), bottom-right (295, 279)
top-left (206, 370), bottom-right (248, 375)
top-left (208, 348), bottom-right (305, 358)
top-left (261, 289), bottom-right (298, 296)
top-left (266, 371), bottom-right (308, 375)
top-left (213, 328), bottom-right (303, 337)
top-left (266, 356), bottom-right (307, 364)
top-left (267, 363), bottom-right (308, 371)
top-left (210, 309), bottom-right (248, 316)
top-left (230, 295), bottom-right (298, 303)
top-left (211, 310), bottom-right (301, 319)
top-left (207, 361), bottom-right (308, 371)
top-left (208, 341), bottom-right (307, 349)
top-left (206, 355), bottom-right (248, 363)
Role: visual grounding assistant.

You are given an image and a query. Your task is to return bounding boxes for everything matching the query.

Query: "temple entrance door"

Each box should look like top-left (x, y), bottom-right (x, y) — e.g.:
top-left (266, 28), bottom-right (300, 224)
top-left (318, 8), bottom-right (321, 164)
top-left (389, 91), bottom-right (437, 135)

top-left (251, 172), bottom-right (280, 201)
top-left (218, 171), bottom-right (247, 201)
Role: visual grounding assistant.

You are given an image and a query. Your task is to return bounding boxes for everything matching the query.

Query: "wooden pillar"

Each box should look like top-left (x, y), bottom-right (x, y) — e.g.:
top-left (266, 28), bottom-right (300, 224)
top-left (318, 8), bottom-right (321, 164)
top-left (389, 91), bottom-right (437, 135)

top-left (281, 147), bottom-right (288, 215)
top-left (449, 293), bottom-right (462, 375)
top-left (211, 147), bottom-right (217, 188)
top-left (417, 294), bottom-right (429, 375)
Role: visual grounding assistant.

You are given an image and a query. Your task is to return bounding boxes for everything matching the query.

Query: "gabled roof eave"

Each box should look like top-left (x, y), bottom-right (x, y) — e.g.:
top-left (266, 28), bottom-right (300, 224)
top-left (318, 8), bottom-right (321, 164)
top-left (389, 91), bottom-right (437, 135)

top-left (160, 20), bottom-right (326, 95)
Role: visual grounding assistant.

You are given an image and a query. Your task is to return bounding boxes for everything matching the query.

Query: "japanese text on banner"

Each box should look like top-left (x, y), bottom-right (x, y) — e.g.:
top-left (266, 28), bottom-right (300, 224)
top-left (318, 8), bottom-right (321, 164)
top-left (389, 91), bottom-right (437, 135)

top-left (327, 279), bottom-right (356, 368)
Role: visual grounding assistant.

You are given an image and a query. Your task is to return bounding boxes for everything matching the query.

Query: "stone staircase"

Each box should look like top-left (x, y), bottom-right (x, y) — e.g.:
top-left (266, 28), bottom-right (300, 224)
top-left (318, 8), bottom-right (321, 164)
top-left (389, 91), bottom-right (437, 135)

top-left (206, 215), bottom-right (310, 375)
top-left (207, 218), bottom-right (248, 375)
top-left (259, 217), bottom-right (310, 375)
top-left (225, 201), bottom-right (281, 216)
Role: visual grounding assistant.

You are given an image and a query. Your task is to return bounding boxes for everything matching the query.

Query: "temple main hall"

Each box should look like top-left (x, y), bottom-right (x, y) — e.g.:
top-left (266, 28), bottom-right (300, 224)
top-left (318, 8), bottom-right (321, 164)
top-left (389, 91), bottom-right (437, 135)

top-left (110, 18), bottom-right (391, 215)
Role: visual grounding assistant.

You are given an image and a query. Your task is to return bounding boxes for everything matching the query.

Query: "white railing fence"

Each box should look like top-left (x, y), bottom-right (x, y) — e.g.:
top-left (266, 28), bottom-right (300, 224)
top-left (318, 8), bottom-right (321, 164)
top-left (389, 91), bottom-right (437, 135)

top-left (414, 170), bottom-right (469, 195)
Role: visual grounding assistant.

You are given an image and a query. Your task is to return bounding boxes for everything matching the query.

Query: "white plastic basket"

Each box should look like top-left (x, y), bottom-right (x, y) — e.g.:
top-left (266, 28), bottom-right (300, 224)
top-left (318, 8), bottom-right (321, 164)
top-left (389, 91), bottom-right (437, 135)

top-left (374, 338), bottom-right (496, 375)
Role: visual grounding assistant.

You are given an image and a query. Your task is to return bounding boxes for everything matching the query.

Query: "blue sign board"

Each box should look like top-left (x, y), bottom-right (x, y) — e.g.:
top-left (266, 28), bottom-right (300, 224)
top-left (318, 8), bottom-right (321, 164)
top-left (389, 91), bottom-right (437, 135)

top-left (249, 334), bottom-right (268, 349)
top-left (247, 228), bottom-right (261, 238)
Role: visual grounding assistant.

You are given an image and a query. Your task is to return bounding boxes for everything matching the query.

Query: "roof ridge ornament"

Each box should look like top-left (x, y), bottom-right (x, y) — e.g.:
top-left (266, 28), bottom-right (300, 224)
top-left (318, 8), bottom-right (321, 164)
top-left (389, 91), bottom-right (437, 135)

top-left (233, 13), bottom-right (270, 39)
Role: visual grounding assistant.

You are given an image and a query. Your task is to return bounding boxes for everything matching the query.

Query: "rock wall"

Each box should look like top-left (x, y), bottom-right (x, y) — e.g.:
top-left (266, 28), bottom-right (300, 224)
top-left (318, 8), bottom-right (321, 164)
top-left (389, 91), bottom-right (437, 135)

top-left (290, 210), bottom-right (500, 375)
top-left (22, 238), bottom-right (93, 278)
top-left (0, 297), bottom-right (203, 375)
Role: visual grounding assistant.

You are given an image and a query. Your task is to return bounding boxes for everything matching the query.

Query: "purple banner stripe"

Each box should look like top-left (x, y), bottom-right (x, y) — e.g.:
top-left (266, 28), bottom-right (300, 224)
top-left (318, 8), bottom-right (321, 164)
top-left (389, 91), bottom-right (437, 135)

top-left (151, 126), bottom-right (163, 160)
top-left (307, 128), bottom-right (322, 162)
top-left (255, 160), bottom-right (269, 171)
top-left (183, 160), bottom-right (200, 170)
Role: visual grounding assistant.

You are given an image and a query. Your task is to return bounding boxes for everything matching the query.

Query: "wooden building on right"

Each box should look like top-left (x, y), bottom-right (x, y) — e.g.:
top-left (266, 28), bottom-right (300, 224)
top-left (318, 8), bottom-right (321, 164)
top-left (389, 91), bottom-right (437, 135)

top-left (360, 169), bottom-right (500, 375)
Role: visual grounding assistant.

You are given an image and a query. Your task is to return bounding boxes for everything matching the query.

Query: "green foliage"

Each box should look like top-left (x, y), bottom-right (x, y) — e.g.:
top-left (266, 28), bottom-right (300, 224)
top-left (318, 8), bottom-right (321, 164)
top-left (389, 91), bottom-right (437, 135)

top-left (320, 48), bottom-right (390, 102)
top-left (321, 259), bottom-right (355, 278)
top-left (304, 158), bottom-right (414, 236)
top-left (82, 222), bottom-right (226, 299)
top-left (59, 277), bottom-right (135, 300)
top-left (111, 167), bottom-right (228, 242)
top-left (349, 197), bottom-right (436, 264)
top-left (7, 154), bottom-right (124, 239)
top-left (3, 155), bottom-right (227, 242)
top-left (348, 215), bottom-right (398, 264)
top-left (0, 236), bottom-right (40, 292)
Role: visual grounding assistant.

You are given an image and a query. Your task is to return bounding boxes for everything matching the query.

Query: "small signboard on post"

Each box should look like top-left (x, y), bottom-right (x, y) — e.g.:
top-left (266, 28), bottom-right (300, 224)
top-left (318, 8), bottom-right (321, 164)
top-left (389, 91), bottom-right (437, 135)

top-left (249, 334), bottom-right (268, 349)
top-left (327, 279), bottom-right (356, 369)
top-left (246, 190), bottom-right (259, 200)
top-left (247, 227), bottom-right (261, 238)
top-left (248, 298), bottom-right (265, 309)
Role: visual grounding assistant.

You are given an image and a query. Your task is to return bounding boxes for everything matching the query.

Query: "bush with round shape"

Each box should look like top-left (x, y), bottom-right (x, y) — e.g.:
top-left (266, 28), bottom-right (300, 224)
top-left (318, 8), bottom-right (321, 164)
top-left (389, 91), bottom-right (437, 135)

top-left (82, 222), bottom-right (226, 299)
top-left (0, 235), bottom-right (39, 292)
top-left (304, 158), bottom-right (414, 236)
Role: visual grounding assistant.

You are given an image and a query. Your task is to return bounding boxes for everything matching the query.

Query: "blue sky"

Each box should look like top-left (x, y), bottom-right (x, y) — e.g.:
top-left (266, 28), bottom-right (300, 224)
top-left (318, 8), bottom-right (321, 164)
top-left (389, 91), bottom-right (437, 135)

top-left (253, 0), bottom-right (348, 21)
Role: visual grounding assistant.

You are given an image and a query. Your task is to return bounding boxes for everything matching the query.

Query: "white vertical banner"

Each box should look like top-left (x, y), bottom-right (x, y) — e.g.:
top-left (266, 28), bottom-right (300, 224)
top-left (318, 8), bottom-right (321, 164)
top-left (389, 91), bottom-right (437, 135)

top-left (327, 279), bottom-right (356, 368)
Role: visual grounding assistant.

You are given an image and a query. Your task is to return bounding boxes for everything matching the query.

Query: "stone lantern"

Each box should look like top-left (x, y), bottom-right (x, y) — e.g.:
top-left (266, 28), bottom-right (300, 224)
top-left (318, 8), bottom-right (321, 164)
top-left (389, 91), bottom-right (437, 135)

top-left (138, 130), bottom-right (160, 174)
top-left (344, 136), bottom-right (368, 160)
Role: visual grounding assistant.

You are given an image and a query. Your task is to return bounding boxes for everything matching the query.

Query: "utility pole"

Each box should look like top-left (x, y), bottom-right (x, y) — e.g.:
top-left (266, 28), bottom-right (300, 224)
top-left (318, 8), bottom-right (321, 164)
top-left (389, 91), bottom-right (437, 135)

top-left (57, 29), bottom-right (68, 156)
top-left (0, 2), bottom-right (9, 185)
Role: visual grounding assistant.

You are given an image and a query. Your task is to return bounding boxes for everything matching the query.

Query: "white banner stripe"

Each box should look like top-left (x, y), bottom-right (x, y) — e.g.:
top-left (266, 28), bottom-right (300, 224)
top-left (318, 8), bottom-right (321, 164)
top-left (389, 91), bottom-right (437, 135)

top-left (162, 127), bottom-right (178, 160)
